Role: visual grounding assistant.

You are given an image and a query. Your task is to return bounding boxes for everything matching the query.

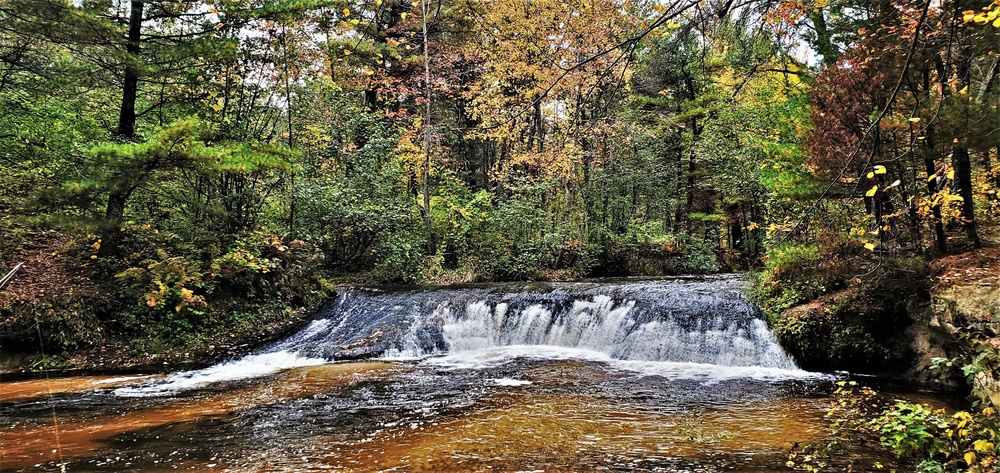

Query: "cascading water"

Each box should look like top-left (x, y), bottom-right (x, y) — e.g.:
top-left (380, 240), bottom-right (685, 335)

top-left (14, 276), bottom-right (941, 472)
top-left (116, 275), bottom-right (807, 396)
top-left (306, 275), bottom-right (796, 368)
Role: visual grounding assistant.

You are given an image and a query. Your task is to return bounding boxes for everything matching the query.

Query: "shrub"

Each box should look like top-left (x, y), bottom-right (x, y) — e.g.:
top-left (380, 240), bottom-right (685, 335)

top-left (804, 381), bottom-right (1000, 473)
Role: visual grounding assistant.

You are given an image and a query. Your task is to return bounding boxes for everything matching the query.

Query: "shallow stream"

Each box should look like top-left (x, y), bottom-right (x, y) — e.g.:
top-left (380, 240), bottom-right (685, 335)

top-left (0, 276), bottom-right (951, 472)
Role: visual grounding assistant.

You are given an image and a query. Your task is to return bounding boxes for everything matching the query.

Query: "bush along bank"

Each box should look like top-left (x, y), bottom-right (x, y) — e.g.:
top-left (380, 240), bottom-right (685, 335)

top-left (0, 231), bottom-right (335, 373)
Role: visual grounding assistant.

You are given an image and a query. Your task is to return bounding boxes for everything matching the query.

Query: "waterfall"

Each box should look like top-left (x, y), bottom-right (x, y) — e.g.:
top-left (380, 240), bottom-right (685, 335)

top-left (116, 276), bottom-right (806, 397)
top-left (276, 275), bottom-right (796, 369)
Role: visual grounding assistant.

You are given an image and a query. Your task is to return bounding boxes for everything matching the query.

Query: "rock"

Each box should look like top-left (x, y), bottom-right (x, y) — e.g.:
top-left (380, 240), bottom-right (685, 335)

top-left (774, 283), bottom-right (914, 375)
top-left (928, 275), bottom-right (1000, 399)
top-left (900, 297), bottom-right (960, 387)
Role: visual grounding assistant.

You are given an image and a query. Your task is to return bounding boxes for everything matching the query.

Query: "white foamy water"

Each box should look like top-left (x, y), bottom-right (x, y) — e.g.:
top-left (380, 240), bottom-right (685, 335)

top-left (114, 351), bottom-right (327, 397)
top-left (421, 294), bottom-right (798, 370)
top-left (419, 345), bottom-right (821, 382)
top-left (421, 345), bottom-right (614, 370)
top-left (492, 377), bottom-right (533, 386)
top-left (115, 277), bottom-right (816, 394)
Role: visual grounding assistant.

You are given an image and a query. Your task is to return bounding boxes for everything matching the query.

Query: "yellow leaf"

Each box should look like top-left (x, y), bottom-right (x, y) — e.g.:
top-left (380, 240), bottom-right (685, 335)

top-left (147, 296), bottom-right (157, 307)
top-left (866, 185), bottom-right (878, 197)
top-left (890, 179), bottom-right (900, 187)
top-left (349, 18), bottom-right (360, 25)
top-left (343, 49), bottom-right (351, 56)
top-left (90, 241), bottom-right (101, 250)
top-left (376, 0), bottom-right (383, 4)
top-left (973, 439), bottom-right (994, 453)
top-left (965, 451), bottom-right (976, 466)
top-left (864, 242), bottom-right (876, 251)
top-left (343, 7), bottom-right (350, 16)
top-left (874, 165), bottom-right (886, 174)
top-left (208, 6), bottom-right (219, 14)
top-left (909, 117), bottom-right (921, 123)
top-left (947, 169), bottom-right (955, 180)
top-left (401, 12), bottom-right (408, 19)
top-left (867, 172), bottom-right (875, 179)
top-left (960, 85), bottom-right (969, 95)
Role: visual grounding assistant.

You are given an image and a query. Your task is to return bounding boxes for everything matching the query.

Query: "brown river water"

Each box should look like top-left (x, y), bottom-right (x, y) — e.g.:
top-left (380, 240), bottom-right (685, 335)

top-left (0, 278), bottom-right (953, 472)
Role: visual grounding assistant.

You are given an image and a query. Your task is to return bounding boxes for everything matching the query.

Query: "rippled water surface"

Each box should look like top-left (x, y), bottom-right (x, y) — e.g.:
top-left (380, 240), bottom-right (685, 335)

top-left (0, 278), bottom-right (949, 471)
top-left (0, 352), bottom-right (929, 472)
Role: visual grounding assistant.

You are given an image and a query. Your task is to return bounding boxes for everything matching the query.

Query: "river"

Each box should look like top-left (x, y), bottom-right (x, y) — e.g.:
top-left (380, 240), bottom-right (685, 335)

top-left (0, 276), bottom-right (950, 471)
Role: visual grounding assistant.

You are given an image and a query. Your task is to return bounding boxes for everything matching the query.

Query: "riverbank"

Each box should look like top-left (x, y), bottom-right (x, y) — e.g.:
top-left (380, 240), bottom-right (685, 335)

top-left (0, 227), bottom-right (730, 375)
top-left (758, 229), bottom-right (1000, 392)
top-left (4, 228), bottom-right (999, 392)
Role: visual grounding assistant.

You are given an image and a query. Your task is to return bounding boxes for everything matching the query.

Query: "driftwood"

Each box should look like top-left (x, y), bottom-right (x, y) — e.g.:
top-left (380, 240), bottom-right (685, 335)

top-left (0, 262), bottom-right (23, 289)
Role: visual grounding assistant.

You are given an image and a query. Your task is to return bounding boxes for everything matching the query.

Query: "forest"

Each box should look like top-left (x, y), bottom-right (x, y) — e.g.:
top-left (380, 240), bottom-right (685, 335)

top-left (2, 0), bottom-right (1000, 470)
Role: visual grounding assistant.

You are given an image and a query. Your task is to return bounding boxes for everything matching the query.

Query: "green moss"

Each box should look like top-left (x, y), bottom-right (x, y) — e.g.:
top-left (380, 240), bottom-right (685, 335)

top-left (771, 280), bottom-right (917, 373)
top-left (753, 235), bottom-right (930, 373)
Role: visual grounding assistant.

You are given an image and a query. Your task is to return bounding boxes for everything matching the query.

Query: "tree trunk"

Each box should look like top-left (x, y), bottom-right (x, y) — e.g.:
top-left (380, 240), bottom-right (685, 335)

top-left (116, 0), bottom-right (143, 139)
top-left (952, 147), bottom-right (981, 248)
top-left (102, 0), bottom-right (144, 257)
top-left (808, 9), bottom-right (837, 66)
top-left (949, 20), bottom-right (980, 249)
top-left (421, 0), bottom-right (433, 255)
top-left (98, 188), bottom-right (132, 258)
top-left (924, 155), bottom-right (947, 254)
top-left (535, 100), bottom-right (543, 153)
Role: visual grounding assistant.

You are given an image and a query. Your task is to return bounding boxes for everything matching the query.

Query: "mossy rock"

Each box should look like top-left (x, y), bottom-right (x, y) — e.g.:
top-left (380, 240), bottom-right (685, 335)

top-left (773, 282), bottom-right (916, 374)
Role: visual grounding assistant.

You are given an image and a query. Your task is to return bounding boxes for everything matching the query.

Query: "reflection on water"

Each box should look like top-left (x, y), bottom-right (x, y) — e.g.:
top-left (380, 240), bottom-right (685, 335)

top-left (0, 375), bottom-right (155, 404)
top-left (0, 354), bottom-right (937, 473)
top-left (0, 363), bottom-right (397, 470)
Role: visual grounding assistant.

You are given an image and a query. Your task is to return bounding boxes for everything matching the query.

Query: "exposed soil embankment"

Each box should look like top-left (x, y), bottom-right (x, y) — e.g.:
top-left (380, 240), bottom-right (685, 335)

top-left (927, 247), bottom-right (1000, 402)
